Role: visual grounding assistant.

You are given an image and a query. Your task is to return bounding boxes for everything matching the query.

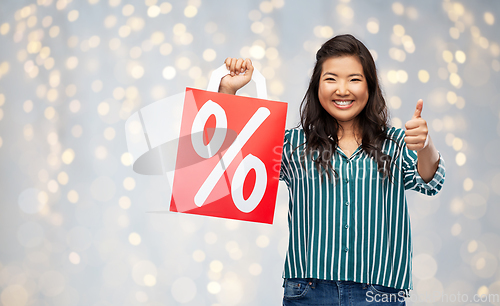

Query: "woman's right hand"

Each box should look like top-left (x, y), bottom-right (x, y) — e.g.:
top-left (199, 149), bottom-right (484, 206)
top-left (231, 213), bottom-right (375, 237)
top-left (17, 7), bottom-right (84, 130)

top-left (218, 58), bottom-right (253, 95)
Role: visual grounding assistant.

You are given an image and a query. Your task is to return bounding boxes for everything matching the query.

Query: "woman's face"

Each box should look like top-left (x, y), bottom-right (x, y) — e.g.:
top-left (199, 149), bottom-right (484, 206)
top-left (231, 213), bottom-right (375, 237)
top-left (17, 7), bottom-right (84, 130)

top-left (317, 55), bottom-right (369, 127)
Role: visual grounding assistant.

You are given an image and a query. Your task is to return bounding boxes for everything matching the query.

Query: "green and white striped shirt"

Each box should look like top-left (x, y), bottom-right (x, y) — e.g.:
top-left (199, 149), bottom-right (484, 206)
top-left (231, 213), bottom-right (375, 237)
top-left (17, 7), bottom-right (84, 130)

top-left (279, 126), bottom-right (445, 290)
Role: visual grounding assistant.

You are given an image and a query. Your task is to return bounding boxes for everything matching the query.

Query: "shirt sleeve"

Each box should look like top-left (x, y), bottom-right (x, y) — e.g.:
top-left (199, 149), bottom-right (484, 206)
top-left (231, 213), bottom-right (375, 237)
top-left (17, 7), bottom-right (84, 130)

top-left (279, 130), bottom-right (291, 184)
top-left (401, 141), bottom-right (446, 196)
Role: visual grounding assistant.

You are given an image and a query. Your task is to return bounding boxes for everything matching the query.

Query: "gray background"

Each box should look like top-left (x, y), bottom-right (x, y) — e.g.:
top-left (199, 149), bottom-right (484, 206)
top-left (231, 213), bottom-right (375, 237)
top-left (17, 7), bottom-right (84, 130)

top-left (0, 0), bottom-right (499, 305)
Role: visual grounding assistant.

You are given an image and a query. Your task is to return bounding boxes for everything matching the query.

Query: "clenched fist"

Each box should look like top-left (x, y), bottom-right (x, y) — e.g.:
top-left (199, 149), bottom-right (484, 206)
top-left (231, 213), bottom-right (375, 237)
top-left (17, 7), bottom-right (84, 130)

top-left (218, 58), bottom-right (254, 95)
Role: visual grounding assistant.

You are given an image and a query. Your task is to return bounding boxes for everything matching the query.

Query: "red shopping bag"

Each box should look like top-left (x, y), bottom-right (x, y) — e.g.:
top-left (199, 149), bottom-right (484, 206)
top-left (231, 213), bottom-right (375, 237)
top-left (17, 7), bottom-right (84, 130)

top-left (169, 66), bottom-right (287, 224)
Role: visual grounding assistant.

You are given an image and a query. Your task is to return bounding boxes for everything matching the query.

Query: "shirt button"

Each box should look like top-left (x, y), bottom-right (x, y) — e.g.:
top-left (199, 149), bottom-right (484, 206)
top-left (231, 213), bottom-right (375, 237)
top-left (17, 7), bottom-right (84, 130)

top-left (345, 224), bottom-right (349, 229)
top-left (345, 178), bottom-right (349, 184)
top-left (345, 202), bottom-right (349, 206)
top-left (344, 247), bottom-right (349, 252)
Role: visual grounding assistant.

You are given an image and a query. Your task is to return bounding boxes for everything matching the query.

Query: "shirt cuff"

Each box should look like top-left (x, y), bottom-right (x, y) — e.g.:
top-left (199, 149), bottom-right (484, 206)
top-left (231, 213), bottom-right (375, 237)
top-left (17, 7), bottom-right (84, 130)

top-left (414, 152), bottom-right (446, 191)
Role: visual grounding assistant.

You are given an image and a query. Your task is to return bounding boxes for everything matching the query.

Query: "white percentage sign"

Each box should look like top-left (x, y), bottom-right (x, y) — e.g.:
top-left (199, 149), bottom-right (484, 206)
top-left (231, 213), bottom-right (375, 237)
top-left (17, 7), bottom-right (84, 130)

top-left (191, 100), bottom-right (270, 213)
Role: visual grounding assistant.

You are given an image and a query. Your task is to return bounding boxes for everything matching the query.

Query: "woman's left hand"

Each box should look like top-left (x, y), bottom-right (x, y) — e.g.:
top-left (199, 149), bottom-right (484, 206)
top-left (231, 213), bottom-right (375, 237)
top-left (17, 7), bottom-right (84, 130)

top-left (404, 99), bottom-right (429, 151)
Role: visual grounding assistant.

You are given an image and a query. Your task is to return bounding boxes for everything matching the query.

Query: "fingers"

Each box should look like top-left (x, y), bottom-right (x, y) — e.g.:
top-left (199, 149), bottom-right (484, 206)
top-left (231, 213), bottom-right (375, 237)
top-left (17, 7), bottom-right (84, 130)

top-left (412, 99), bottom-right (423, 119)
top-left (224, 57), bottom-right (253, 76)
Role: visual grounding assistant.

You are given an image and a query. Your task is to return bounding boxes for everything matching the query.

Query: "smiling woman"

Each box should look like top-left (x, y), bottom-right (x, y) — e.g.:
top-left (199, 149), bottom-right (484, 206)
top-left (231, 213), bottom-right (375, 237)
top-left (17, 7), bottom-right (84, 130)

top-left (220, 34), bottom-right (445, 306)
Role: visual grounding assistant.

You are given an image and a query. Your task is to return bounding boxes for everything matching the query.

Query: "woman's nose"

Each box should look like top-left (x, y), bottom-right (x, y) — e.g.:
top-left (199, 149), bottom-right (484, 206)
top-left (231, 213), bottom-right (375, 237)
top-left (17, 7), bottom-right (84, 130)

top-left (335, 84), bottom-right (350, 96)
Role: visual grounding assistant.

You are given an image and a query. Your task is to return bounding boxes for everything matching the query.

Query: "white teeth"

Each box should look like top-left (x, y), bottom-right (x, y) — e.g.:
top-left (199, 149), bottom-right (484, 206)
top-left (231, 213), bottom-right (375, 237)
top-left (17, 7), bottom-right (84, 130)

top-left (334, 100), bottom-right (353, 106)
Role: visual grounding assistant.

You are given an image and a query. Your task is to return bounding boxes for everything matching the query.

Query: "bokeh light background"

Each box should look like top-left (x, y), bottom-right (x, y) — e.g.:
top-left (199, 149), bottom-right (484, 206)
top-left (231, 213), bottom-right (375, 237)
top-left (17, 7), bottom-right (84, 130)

top-left (0, 0), bottom-right (499, 305)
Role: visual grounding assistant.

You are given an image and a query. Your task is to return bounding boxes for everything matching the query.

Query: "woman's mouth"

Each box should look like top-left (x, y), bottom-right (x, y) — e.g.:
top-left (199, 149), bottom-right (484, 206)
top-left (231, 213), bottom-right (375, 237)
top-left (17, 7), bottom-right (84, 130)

top-left (333, 100), bottom-right (354, 106)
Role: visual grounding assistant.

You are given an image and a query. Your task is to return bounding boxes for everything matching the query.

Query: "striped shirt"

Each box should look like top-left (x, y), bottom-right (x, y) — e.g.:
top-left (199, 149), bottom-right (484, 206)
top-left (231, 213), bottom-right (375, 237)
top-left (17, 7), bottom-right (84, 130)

top-left (279, 126), bottom-right (445, 290)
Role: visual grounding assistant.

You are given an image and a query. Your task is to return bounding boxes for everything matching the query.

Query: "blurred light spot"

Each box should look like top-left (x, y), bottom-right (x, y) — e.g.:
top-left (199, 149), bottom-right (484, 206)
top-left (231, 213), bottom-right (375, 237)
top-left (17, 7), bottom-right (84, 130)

top-left (205, 232), bottom-right (217, 244)
top-left (225, 219), bottom-right (240, 230)
top-left (479, 37), bottom-right (489, 49)
top-left (455, 152), bottom-right (466, 166)
top-left (120, 152), bottom-right (132, 166)
top-left (122, 4), bottom-right (134, 16)
top-left (251, 21), bottom-right (265, 34)
top-left (104, 15), bottom-right (117, 28)
top-left (71, 125), bottom-right (82, 138)
top-left (462, 178), bottom-right (473, 191)
top-left (451, 223), bottom-right (461, 236)
top-left (44, 57), bottom-right (55, 70)
top-left (336, 4), bottom-right (353, 18)
top-left (69, 252), bottom-right (80, 264)
top-left (160, 2), bottom-right (172, 14)
top-left (184, 5), bottom-right (197, 17)
top-left (103, 127), bottom-right (115, 140)
top-left (0, 23), bottom-right (10, 35)
top-left (256, 235), bottom-right (270, 248)
top-left (160, 43), bottom-right (172, 55)
top-left (272, 0), bottom-right (285, 8)
top-left (147, 5), bottom-right (161, 18)
top-left (389, 96), bottom-right (401, 109)
top-left (471, 252), bottom-right (497, 278)
top-left (171, 277), bottom-right (196, 303)
top-left (391, 117), bottom-right (402, 129)
top-left (449, 73), bottom-right (462, 88)
top-left (162, 66), bottom-right (176, 80)
top-left (452, 137), bottom-right (463, 151)
top-left (397, 70), bottom-right (408, 83)
top-left (66, 56), bottom-right (78, 70)
top-left (68, 99), bottom-right (80, 113)
top-left (193, 250), bottom-right (206, 262)
top-left (23, 99), bottom-right (33, 113)
top-left (203, 49), bottom-right (217, 62)
top-left (248, 9), bottom-right (262, 21)
top-left (113, 87), bottom-right (125, 100)
top-left (389, 48), bottom-right (406, 62)
top-left (250, 45), bottom-right (265, 59)
top-left (130, 64), bottom-right (144, 79)
top-left (118, 25), bottom-right (131, 38)
top-left (150, 31), bottom-right (164, 45)
top-left (123, 177), bottom-right (136, 190)
top-left (270, 80), bottom-right (284, 95)
top-left (92, 80), bottom-right (103, 93)
top-left (367, 18), bottom-right (379, 34)
top-left (95, 146), bottom-right (108, 160)
top-left (68, 10), bottom-right (79, 22)
top-left (173, 23), bottom-right (186, 36)
top-left (447, 62), bottom-right (458, 73)
top-left (260, 1), bottom-right (273, 13)
top-left (176, 57), bottom-right (191, 70)
top-left (413, 254), bottom-right (437, 280)
top-left (207, 281), bottom-right (221, 294)
top-left (65, 84), bottom-right (77, 97)
top-left (210, 260), bottom-right (223, 273)
top-left (24, 124), bottom-right (34, 141)
top-left (109, 0), bottom-right (121, 7)
top-left (44, 107), bottom-right (56, 119)
top-left (1, 285), bottom-right (29, 306)
top-left (47, 179), bottom-right (59, 194)
top-left (393, 24), bottom-right (405, 36)
top-left (145, 0), bottom-right (157, 5)
top-left (392, 2), bottom-right (404, 15)
top-left (455, 50), bottom-right (466, 63)
top-left (98, 102), bottom-right (110, 116)
top-left (387, 70), bottom-right (397, 84)
top-left (314, 25), bottom-right (334, 38)
top-left (484, 12), bottom-right (495, 25)
top-left (67, 190), bottom-right (79, 203)
top-left (442, 50), bottom-right (453, 63)
top-left (446, 91), bottom-right (457, 104)
top-left (129, 232), bottom-right (141, 245)
top-left (118, 196), bottom-right (131, 210)
top-left (249, 263), bottom-right (262, 276)
top-left (418, 70), bottom-right (429, 83)
top-left (478, 285), bottom-right (489, 297)
top-left (143, 274), bottom-right (156, 287)
top-left (49, 25), bottom-right (60, 38)
top-left (56, 172), bottom-right (68, 185)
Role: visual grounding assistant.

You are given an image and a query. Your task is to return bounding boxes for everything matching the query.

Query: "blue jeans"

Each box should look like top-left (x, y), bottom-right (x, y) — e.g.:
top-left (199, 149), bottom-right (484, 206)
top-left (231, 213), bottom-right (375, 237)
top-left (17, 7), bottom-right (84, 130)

top-left (283, 278), bottom-right (407, 305)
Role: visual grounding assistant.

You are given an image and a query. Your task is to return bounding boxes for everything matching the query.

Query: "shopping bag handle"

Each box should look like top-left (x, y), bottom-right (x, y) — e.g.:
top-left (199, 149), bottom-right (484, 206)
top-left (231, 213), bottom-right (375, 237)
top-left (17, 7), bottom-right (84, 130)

top-left (206, 64), bottom-right (267, 99)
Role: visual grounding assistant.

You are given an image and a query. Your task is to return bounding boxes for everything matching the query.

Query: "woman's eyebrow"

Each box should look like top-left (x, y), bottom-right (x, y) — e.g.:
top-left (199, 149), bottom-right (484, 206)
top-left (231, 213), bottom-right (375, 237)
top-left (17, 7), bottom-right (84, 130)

top-left (322, 72), bottom-right (364, 78)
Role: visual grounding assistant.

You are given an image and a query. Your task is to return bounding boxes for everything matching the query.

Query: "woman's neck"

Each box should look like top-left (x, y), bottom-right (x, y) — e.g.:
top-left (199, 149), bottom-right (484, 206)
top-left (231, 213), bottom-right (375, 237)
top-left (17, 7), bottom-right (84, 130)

top-left (337, 119), bottom-right (361, 141)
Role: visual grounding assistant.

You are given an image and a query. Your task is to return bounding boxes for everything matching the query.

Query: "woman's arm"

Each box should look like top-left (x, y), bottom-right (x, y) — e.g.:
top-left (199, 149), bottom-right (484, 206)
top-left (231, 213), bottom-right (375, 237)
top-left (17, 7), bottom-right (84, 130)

top-left (404, 99), bottom-right (440, 182)
top-left (218, 58), bottom-right (254, 95)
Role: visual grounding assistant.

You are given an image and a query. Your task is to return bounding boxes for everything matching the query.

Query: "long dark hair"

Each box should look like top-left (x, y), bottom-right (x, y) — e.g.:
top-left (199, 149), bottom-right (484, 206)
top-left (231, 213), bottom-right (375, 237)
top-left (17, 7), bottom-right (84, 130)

top-left (299, 34), bottom-right (395, 180)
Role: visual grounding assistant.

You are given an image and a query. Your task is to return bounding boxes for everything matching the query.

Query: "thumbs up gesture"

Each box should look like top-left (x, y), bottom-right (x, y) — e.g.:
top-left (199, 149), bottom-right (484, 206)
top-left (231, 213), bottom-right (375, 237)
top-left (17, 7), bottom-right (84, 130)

top-left (404, 99), bottom-right (429, 151)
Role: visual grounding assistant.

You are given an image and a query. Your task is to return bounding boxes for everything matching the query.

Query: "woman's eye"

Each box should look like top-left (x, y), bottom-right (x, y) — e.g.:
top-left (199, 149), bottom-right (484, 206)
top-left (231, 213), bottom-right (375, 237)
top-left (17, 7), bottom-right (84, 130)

top-left (325, 78), bottom-right (335, 81)
top-left (351, 78), bottom-right (361, 82)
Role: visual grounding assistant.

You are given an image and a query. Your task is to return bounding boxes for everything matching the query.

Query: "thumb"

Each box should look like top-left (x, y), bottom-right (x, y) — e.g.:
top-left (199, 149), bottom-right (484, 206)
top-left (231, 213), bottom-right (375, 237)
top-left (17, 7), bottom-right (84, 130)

top-left (412, 99), bottom-right (423, 119)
